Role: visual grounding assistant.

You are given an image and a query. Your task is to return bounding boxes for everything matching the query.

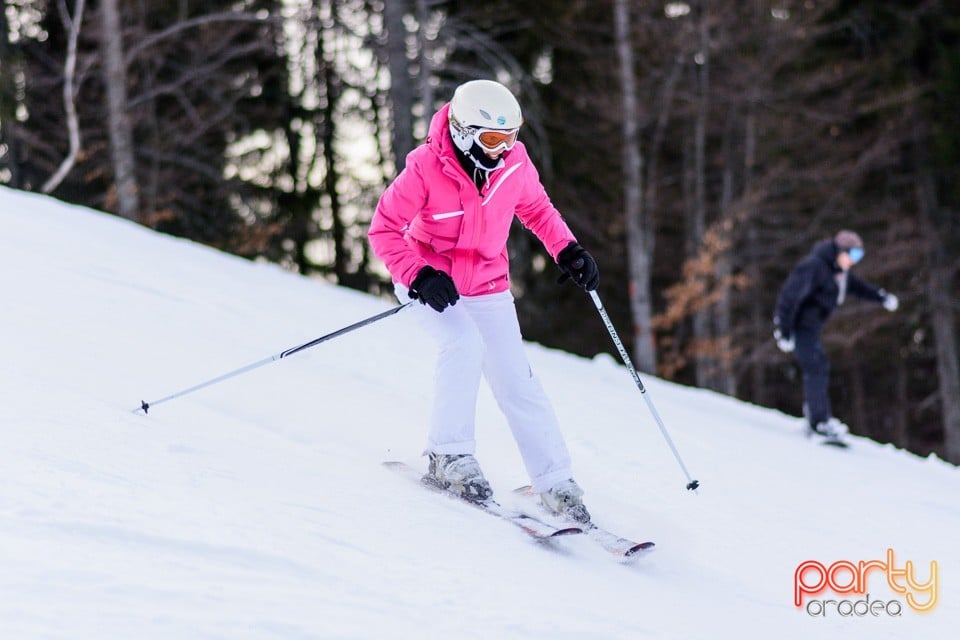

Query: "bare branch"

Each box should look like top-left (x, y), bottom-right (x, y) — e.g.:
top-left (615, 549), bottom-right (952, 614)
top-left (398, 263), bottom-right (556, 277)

top-left (42, 0), bottom-right (85, 194)
top-left (124, 11), bottom-right (281, 67)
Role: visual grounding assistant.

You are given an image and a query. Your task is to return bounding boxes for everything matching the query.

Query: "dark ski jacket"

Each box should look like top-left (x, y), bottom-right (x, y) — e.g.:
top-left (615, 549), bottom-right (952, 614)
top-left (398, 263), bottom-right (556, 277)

top-left (774, 240), bottom-right (885, 339)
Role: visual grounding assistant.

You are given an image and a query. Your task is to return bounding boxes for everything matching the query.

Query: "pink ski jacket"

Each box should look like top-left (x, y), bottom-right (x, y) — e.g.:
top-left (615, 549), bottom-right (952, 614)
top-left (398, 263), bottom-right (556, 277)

top-left (369, 103), bottom-right (577, 297)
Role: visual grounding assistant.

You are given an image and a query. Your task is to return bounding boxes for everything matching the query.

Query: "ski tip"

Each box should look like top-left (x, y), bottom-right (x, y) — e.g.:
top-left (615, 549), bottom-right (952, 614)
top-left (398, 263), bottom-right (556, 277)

top-left (822, 440), bottom-right (850, 448)
top-left (624, 541), bottom-right (656, 557)
top-left (812, 436), bottom-right (850, 448)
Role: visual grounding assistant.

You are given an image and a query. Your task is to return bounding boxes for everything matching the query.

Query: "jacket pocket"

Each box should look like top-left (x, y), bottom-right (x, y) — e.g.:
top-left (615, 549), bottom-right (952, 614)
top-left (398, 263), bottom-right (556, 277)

top-left (409, 211), bottom-right (463, 253)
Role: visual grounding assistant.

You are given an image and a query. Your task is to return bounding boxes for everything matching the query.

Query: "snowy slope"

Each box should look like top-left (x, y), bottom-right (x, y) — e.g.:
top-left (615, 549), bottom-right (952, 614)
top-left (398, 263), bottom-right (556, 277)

top-left (0, 185), bottom-right (956, 639)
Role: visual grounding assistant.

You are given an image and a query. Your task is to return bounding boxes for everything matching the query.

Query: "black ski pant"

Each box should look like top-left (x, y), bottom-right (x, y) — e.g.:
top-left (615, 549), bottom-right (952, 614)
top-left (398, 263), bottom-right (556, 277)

top-left (795, 327), bottom-right (831, 429)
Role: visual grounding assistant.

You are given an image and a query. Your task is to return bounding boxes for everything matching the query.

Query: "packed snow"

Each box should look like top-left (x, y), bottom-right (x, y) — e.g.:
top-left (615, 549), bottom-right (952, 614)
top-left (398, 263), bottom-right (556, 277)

top-left (1, 185), bottom-right (956, 639)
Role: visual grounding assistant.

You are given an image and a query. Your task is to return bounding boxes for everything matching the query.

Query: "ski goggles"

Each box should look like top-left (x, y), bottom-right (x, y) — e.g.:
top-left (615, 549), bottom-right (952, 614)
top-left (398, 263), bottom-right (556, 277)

top-left (847, 247), bottom-right (864, 264)
top-left (475, 127), bottom-right (519, 153)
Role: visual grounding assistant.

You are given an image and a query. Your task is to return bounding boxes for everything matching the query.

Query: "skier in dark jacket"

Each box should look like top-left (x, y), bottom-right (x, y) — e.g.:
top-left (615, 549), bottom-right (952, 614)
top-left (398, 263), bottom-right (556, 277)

top-left (773, 230), bottom-right (899, 441)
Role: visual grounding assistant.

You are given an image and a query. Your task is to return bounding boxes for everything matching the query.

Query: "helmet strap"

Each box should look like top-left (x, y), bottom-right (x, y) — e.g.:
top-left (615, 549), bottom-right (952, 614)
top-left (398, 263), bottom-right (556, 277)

top-left (449, 120), bottom-right (474, 154)
top-left (465, 142), bottom-right (503, 170)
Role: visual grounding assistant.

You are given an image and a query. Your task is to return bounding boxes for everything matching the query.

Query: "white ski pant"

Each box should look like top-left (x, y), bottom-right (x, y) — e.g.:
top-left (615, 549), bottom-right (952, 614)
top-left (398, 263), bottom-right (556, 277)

top-left (397, 286), bottom-right (573, 493)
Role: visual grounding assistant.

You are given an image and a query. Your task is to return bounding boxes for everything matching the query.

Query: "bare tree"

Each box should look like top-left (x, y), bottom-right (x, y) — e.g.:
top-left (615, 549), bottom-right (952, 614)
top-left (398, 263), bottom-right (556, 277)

top-left (915, 135), bottom-right (960, 462)
top-left (414, 0), bottom-right (435, 125)
top-left (42, 0), bottom-right (85, 194)
top-left (382, 0), bottom-right (415, 172)
top-left (689, 0), bottom-right (714, 389)
top-left (0, 5), bottom-right (20, 186)
top-left (98, 0), bottom-right (140, 221)
top-left (613, 0), bottom-right (656, 373)
top-left (318, 0), bottom-right (346, 281)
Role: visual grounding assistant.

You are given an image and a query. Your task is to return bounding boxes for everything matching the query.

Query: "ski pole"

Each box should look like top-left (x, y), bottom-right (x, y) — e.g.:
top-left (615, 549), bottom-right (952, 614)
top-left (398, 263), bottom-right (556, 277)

top-left (135, 301), bottom-right (415, 414)
top-left (587, 290), bottom-right (700, 491)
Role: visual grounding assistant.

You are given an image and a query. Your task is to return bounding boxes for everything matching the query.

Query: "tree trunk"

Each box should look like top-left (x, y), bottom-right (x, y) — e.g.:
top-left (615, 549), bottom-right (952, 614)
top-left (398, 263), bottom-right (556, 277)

top-left (849, 348), bottom-right (865, 435)
top-left (744, 0), bottom-right (768, 405)
top-left (323, 66), bottom-right (346, 283)
top-left (895, 358), bottom-right (909, 448)
top-left (383, 0), bottom-right (414, 173)
top-left (282, 115), bottom-right (311, 274)
top-left (745, 91), bottom-right (766, 403)
top-left (691, 0), bottom-right (711, 388)
top-left (99, 0), bottom-right (140, 221)
top-left (926, 257), bottom-right (960, 463)
top-left (613, 0), bottom-right (656, 374)
top-left (0, 4), bottom-right (22, 187)
top-left (42, 0), bottom-right (85, 195)
top-left (415, 0), bottom-right (434, 131)
top-left (644, 52), bottom-right (683, 377)
top-left (915, 150), bottom-right (960, 463)
top-left (319, 1), bottom-right (346, 283)
top-left (714, 102), bottom-right (736, 396)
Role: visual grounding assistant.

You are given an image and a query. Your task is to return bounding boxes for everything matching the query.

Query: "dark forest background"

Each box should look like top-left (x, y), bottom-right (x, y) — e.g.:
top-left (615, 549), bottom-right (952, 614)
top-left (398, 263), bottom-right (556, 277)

top-left (2, 0), bottom-right (958, 463)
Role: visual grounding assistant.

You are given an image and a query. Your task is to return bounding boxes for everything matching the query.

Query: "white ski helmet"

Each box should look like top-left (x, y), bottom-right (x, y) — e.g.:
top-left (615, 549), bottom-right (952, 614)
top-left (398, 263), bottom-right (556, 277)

top-left (449, 80), bottom-right (523, 154)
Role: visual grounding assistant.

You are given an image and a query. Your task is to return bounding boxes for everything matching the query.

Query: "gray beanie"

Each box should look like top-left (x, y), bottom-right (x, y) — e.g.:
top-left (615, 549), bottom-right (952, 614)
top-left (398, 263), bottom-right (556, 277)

top-left (834, 230), bottom-right (863, 251)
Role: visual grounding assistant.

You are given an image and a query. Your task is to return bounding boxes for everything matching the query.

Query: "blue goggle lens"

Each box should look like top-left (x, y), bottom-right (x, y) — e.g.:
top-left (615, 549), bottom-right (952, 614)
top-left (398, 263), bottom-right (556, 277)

top-left (848, 247), bottom-right (864, 263)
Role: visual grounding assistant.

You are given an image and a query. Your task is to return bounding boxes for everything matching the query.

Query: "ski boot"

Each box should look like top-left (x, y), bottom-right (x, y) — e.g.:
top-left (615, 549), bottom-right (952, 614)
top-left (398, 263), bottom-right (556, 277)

top-left (425, 453), bottom-right (493, 502)
top-left (808, 417), bottom-right (849, 447)
top-left (540, 479), bottom-right (591, 524)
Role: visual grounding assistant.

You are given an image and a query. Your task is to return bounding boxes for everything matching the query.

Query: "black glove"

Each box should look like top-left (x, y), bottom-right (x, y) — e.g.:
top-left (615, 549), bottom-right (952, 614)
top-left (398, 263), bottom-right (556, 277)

top-left (556, 241), bottom-right (600, 291)
top-left (409, 266), bottom-right (459, 312)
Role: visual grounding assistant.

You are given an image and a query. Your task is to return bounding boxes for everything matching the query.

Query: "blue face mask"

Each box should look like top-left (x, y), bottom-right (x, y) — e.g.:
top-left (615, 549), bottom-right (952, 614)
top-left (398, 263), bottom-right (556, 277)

top-left (848, 247), bottom-right (864, 264)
